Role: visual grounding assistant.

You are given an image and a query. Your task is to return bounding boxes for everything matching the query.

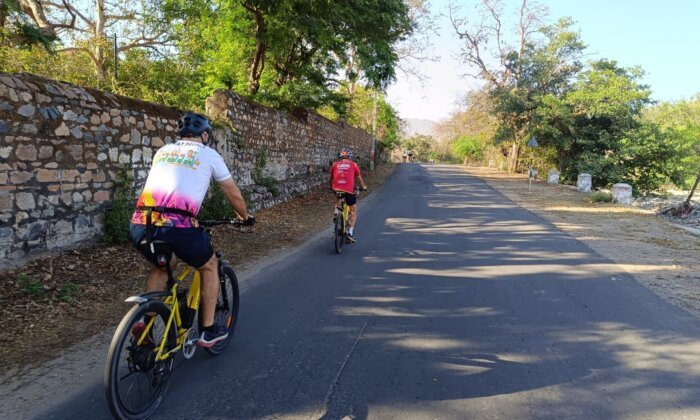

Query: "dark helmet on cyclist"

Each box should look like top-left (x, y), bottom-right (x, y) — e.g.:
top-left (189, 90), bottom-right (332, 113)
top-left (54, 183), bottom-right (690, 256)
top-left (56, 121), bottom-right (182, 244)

top-left (339, 147), bottom-right (352, 159)
top-left (177, 112), bottom-right (212, 138)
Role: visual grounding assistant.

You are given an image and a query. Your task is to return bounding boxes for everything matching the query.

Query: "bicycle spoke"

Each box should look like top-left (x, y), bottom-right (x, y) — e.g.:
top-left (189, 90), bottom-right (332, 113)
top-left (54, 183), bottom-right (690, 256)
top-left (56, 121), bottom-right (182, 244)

top-left (119, 370), bottom-right (138, 381)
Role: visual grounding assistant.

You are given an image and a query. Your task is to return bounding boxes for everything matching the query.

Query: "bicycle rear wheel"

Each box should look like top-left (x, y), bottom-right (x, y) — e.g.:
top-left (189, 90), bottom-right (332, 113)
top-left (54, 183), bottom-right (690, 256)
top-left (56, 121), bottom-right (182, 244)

top-left (334, 213), bottom-right (345, 254)
top-left (104, 300), bottom-right (177, 420)
top-left (206, 264), bottom-right (240, 355)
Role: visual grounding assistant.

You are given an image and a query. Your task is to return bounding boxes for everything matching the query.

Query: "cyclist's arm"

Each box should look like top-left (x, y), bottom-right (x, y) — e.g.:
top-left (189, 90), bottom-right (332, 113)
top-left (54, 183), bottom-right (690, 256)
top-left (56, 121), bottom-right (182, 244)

top-left (218, 178), bottom-right (249, 220)
top-left (354, 163), bottom-right (367, 190)
top-left (329, 162), bottom-right (336, 189)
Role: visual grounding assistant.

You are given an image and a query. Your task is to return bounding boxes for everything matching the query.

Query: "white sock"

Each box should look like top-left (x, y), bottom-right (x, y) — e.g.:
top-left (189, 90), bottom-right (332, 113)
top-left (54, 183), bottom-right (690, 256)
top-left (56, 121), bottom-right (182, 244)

top-left (348, 227), bottom-right (354, 235)
top-left (334, 208), bottom-right (339, 215)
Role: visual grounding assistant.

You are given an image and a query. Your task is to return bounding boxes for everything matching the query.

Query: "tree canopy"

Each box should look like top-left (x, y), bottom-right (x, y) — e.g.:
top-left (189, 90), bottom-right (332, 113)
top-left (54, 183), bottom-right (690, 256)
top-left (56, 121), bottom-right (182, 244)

top-left (446, 0), bottom-right (693, 194)
top-left (1, 0), bottom-right (420, 148)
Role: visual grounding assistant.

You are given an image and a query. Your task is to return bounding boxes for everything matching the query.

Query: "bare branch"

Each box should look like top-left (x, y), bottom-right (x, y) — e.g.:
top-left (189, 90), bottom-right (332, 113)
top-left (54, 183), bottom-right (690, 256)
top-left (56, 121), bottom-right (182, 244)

top-left (117, 33), bottom-right (168, 52)
top-left (55, 46), bottom-right (83, 53)
top-left (18, 0), bottom-right (77, 36)
top-left (483, 0), bottom-right (506, 64)
top-left (45, 0), bottom-right (91, 28)
top-left (449, 3), bottom-right (498, 85)
top-left (518, 0), bottom-right (547, 57)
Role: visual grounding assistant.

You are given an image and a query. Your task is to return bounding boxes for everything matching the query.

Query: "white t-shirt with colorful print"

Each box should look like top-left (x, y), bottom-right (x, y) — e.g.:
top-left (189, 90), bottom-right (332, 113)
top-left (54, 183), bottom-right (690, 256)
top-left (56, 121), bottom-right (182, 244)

top-left (131, 140), bottom-right (232, 228)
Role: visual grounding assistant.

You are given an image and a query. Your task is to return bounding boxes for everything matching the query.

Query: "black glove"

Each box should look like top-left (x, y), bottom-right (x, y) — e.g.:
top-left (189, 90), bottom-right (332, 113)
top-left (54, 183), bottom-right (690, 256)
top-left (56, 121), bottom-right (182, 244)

top-left (242, 215), bottom-right (256, 226)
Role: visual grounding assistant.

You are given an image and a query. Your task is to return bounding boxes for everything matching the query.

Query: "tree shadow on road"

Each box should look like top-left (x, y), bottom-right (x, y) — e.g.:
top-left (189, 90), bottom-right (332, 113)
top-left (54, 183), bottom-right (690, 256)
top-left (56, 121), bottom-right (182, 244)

top-left (34, 164), bottom-right (700, 419)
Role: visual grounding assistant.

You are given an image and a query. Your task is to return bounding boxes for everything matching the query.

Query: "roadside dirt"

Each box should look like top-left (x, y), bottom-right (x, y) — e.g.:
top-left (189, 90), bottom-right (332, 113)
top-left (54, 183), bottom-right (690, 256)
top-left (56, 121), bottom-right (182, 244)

top-left (0, 164), bottom-right (396, 371)
top-left (462, 166), bottom-right (700, 318)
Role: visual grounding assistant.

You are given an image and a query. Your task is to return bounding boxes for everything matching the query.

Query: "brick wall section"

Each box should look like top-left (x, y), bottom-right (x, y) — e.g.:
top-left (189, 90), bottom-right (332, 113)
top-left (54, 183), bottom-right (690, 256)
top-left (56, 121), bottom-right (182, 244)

top-left (0, 74), bottom-right (372, 265)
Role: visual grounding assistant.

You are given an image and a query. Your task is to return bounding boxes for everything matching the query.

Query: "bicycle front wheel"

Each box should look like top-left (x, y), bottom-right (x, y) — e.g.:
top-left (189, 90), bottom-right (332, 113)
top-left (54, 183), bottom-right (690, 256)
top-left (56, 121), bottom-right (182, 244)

top-left (334, 213), bottom-right (345, 254)
top-left (207, 264), bottom-right (240, 355)
top-left (104, 300), bottom-right (177, 420)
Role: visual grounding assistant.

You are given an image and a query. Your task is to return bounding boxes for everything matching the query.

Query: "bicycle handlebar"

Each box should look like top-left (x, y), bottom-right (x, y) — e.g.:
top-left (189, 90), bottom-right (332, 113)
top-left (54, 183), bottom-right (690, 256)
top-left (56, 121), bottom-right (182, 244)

top-left (199, 218), bottom-right (245, 228)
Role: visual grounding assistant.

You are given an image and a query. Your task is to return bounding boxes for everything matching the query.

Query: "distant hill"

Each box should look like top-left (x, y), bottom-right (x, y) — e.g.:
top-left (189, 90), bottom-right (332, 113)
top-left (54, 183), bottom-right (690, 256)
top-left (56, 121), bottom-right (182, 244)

top-left (402, 118), bottom-right (437, 138)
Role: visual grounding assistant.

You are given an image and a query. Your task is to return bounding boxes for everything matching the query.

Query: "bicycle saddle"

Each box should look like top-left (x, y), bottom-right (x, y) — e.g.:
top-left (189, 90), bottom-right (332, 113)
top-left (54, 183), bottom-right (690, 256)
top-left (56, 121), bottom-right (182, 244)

top-left (138, 239), bottom-right (173, 267)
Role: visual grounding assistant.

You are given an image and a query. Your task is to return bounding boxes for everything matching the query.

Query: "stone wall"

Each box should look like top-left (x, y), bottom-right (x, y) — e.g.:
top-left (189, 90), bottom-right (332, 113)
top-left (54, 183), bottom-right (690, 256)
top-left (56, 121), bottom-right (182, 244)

top-left (205, 89), bottom-right (372, 208)
top-left (0, 73), bottom-right (372, 266)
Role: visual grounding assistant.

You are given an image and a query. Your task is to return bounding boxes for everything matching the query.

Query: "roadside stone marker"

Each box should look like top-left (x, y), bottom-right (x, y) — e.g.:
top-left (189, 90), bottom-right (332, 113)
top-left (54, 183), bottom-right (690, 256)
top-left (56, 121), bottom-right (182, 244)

top-left (547, 170), bottom-right (560, 184)
top-left (488, 159), bottom-right (496, 168)
top-left (577, 173), bottom-right (592, 192)
top-left (612, 183), bottom-right (633, 205)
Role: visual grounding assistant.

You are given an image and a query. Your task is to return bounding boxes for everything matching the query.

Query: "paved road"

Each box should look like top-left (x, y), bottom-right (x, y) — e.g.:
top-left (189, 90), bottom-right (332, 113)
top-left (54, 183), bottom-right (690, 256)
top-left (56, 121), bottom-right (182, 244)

top-left (6, 163), bottom-right (700, 419)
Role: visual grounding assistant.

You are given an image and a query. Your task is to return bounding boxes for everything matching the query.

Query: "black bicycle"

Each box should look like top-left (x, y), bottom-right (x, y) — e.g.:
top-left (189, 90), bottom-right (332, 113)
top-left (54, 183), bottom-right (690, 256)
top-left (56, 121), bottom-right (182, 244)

top-left (104, 218), bottom-right (246, 419)
top-left (333, 187), bottom-right (365, 253)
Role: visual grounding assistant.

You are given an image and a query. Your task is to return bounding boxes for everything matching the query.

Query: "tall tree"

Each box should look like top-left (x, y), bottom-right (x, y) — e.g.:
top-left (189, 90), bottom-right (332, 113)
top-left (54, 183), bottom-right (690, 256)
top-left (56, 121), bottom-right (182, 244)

top-left (450, 0), bottom-right (584, 172)
top-left (645, 97), bottom-right (700, 205)
top-left (346, 86), bottom-right (401, 153)
top-left (197, 0), bottom-right (411, 111)
top-left (16, 0), bottom-right (171, 78)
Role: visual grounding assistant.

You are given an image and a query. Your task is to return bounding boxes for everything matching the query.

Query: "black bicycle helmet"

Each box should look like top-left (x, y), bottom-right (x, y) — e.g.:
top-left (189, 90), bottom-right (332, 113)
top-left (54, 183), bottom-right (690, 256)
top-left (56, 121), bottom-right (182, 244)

top-left (177, 112), bottom-right (212, 138)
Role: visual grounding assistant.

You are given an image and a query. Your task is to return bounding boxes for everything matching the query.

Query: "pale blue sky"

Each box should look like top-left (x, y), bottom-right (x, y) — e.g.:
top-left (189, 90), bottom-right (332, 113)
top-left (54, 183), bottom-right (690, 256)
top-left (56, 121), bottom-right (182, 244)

top-left (387, 0), bottom-right (700, 121)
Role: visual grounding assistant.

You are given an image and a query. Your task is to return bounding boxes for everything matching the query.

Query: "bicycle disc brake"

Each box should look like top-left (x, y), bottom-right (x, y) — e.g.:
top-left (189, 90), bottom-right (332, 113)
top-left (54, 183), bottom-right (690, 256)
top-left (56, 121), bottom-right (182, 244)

top-left (182, 327), bottom-right (199, 360)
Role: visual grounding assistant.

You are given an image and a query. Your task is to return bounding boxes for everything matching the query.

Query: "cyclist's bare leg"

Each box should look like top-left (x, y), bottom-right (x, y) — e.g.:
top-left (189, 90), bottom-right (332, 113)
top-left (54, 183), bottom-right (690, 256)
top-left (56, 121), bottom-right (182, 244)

top-left (348, 204), bottom-right (357, 228)
top-left (145, 258), bottom-right (177, 292)
top-left (198, 254), bottom-right (220, 327)
top-left (334, 196), bottom-right (342, 213)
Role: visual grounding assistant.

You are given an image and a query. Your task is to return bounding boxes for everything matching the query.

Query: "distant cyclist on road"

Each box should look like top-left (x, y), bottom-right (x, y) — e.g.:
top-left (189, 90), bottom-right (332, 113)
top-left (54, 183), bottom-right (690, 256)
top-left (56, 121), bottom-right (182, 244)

top-left (129, 112), bottom-right (254, 348)
top-left (329, 147), bottom-right (367, 243)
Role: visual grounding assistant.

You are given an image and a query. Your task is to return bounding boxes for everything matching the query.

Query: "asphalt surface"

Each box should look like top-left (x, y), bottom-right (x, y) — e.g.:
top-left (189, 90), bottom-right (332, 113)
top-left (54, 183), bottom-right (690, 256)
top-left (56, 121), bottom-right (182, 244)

top-left (5, 163), bottom-right (700, 419)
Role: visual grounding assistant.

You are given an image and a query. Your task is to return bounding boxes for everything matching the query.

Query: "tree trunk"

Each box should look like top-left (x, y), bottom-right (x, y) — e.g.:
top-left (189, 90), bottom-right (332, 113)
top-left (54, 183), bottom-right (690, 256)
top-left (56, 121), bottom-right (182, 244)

top-left (18, 0), bottom-right (58, 37)
top-left (246, 6), bottom-right (266, 94)
top-left (685, 172), bottom-right (700, 207)
top-left (93, 0), bottom-right (107, 79)
top-left (1, 3), bottom-right (7, 31)
top-left (507, 143), bottom-right (519, 173)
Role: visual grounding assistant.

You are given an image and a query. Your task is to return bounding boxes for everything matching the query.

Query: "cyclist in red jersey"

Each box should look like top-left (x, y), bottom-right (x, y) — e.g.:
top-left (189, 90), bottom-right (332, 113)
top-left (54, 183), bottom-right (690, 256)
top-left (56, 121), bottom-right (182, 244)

top-left (330, 148), bottom-right (367, 243)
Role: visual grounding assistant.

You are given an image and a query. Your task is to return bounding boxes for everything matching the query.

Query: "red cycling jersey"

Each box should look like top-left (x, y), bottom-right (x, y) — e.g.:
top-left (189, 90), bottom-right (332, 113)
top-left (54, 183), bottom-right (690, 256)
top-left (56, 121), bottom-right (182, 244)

top-left (330, 159), bottom-right (361, 194)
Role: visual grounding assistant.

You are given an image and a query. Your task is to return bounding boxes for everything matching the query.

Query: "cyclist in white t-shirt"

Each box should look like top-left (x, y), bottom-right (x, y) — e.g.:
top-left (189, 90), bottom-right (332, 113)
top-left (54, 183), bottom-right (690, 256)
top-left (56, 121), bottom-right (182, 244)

top-left (130, 112), bottom-right (255, 347)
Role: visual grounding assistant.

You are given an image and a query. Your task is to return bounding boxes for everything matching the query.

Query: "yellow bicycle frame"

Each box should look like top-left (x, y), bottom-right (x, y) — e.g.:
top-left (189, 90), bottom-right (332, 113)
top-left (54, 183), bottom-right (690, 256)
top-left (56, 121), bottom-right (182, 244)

top-left (135, 266), bottom-right (203, 361)
top-left (341, 200), bottom-right (350, 231)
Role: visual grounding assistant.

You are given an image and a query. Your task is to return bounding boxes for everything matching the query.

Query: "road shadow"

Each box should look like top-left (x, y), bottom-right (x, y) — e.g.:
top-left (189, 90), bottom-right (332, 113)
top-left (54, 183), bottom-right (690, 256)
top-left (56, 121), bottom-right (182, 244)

top-left (35, 163), bottom-right (700, 420)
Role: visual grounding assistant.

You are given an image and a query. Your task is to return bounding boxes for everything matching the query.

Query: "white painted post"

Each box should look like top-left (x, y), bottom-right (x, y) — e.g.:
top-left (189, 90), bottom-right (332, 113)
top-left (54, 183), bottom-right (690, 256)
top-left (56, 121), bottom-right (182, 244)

top-left (577, 173), bottom-right (592, 192)
top-left (547, 170), bottom-right (560, 184)
top-left (612, 183), bottom-right (633, 204)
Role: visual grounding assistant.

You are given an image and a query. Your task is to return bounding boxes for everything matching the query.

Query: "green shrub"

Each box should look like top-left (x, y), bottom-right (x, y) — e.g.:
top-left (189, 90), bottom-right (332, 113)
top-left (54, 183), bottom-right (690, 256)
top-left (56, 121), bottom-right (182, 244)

top-left (590, 191), bottom-right (613, 203)
top-left (199, 181), bottom-right (234, 220)
top-left (18, 274), bottom-right (45, 298)
top-left (58, 283), bottom-right (79, 302)
top-left (252, 149), bottom-right (280, 197)
top-left (103, 169), bottom-right (134, 244)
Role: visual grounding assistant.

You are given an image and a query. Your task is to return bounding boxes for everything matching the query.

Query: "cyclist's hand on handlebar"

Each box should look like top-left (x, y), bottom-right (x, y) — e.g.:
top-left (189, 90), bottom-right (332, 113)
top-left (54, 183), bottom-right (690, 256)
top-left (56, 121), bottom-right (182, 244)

top-left (242, 215), bottom-right (256, 226)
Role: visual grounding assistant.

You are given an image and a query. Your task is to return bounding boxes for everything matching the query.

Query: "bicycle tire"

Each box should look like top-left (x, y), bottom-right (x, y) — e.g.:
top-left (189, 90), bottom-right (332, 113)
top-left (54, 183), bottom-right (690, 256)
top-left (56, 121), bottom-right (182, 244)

top-left (334, 212), bottom-right (345, 254)
top-left (104, 300), bottom-right (177, 420)
top-left (206, 264), bottom-right (240, 355)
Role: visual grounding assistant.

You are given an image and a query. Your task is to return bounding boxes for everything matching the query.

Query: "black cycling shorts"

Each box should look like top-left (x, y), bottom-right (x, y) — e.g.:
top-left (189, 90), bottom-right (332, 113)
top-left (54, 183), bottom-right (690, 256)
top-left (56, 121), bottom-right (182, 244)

top-left (129, 223), bottom-right (214, 268)
top-left (335, 191), bottom-right (357, 206)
